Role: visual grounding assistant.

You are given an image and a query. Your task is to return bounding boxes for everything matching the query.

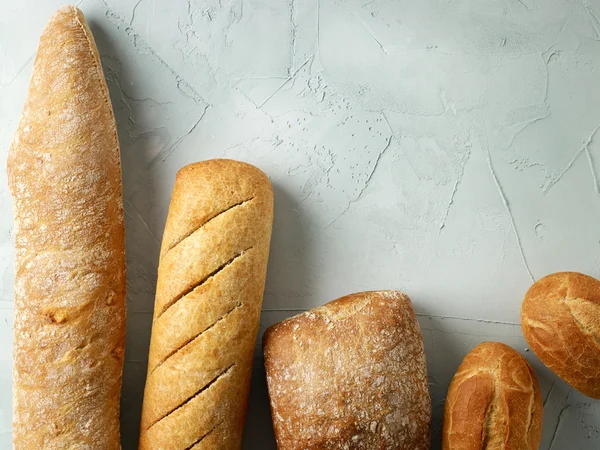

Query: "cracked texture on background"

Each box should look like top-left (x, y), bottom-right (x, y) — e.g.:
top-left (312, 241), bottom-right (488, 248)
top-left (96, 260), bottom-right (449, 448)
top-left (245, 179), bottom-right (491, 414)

top-left (0, 0), bottom-right (599, 448)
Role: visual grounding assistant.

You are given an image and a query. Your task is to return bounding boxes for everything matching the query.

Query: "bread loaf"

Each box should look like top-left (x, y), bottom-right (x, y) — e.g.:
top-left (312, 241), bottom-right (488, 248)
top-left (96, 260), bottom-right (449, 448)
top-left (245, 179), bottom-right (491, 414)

top-left (521, 271), bottom-right (600, 399)
top-left (442, 342), bottom-right (543, 450)
top-left (138, 159), bottom-right (273, 449)
top-left (263, 291), bottom-right (431, 450)
top-left (8, 6), bottom-right (126, 449)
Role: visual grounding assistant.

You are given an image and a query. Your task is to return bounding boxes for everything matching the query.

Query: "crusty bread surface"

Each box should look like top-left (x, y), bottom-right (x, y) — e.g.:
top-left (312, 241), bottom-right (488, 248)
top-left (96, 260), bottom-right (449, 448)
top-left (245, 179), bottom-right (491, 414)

top-left (138, 159), bottom-right (274, 450)
top-left (442, 342), bottom-right (543, 450)
top-left (263, 290), bottom-right (431, 450)
top-left (8, 6), bottom-right (126, 449)
top-left (521, 271), bottom-right (600, 399)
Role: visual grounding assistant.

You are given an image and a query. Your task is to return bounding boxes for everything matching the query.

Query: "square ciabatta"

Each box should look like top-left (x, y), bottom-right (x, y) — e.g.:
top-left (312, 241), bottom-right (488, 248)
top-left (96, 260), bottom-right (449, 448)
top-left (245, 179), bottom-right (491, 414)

top-left (263, 291), bottom-right (431, 450)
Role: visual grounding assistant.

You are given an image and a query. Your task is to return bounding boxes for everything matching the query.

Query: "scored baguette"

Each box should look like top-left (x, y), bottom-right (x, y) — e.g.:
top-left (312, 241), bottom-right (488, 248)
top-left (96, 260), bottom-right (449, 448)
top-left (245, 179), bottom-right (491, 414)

top-left (8, 6), bottom-right (126, 449)
top-left (139, 159), bottom-right (274, 450)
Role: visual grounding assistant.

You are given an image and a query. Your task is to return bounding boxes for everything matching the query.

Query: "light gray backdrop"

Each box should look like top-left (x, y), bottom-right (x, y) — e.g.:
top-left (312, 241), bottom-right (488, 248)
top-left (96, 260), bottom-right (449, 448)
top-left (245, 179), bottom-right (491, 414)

top-left (1, 0), bottom-right (599, 448)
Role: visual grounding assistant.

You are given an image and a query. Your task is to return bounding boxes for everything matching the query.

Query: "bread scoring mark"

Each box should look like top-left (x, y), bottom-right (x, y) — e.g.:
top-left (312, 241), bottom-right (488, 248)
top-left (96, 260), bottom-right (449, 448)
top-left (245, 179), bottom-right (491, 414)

top-left (525, 365), bottom-right (537, 443)
top-left (567, 308), bottom-right (600, 349)
top-left (149, 302), bottom-right (243, 375)
top-left (146, 364), bottom-right (235, 431)
top-left (183, 421), bottom-right (223, 450)
top-left (156, 247), bottom-right (253, 320)
top-left (562, 296), bottom-right (600, 349)
top-left (523, 317), bottom-right (553, 333)
top-left (163, 196), bottom-right (255, 257)
top-left (480, 378), bottom-right (495, 449)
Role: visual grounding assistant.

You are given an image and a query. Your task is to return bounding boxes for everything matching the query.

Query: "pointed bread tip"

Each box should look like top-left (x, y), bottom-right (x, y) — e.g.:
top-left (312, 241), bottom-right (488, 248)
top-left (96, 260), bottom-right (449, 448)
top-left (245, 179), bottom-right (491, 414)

top-left (8, 2), bottom-right (118, 188)
top-left (43, 5), bottom-right (93, 49)
top-left (47, 5), bottom-right (85, 27)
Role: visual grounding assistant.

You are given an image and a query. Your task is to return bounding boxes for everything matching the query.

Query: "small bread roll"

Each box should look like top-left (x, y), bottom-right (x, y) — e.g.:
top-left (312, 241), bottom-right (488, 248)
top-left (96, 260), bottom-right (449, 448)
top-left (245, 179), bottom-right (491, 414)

top-left (521, 271), bottom-right (600, 399)
top-left (263, 291), bottom-right (431, 450)
top-left (442, 342), bottom-right (542, 450)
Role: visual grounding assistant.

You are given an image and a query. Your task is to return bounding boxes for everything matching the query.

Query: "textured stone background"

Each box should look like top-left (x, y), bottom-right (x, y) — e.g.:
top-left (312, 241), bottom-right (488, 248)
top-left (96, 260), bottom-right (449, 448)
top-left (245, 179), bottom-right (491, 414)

top-left (1, 0), bottom-right (600, 448)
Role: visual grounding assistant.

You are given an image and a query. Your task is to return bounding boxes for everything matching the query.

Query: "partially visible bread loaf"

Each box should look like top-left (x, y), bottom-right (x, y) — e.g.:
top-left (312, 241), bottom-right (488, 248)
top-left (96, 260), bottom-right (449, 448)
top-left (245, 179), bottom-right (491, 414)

top-left (139, 159), bottom-right (273, 450)
top-left (442, 342), bottom-right (542, 450)
top-left (521, 271), bottom-right (600, 399)
top-left (263, 291), bottom-right (431, 450)
top-left (8, 6), bottom-right (126, 449)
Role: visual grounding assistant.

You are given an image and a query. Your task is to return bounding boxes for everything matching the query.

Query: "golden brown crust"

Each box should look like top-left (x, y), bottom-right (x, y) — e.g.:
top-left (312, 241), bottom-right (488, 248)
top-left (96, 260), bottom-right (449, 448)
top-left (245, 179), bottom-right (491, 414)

top-left (521, 271), bottom-right (600, 399)
top-left (7, 6), bottom-right (126, 450)
top-left (442, 342), bottom-right (543, 450)
top-left (139, 159), bottom-right (273, 450)
top-left (263, 291), bottom-right (431, 450)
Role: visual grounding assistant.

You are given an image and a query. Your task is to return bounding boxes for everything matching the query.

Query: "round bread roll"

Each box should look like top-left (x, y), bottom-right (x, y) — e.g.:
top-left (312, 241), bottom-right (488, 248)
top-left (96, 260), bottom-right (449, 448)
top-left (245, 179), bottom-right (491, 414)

top-left (442, 342), bottom-right (543, 450)
top-left (521, 271), bottom-right (600, 399)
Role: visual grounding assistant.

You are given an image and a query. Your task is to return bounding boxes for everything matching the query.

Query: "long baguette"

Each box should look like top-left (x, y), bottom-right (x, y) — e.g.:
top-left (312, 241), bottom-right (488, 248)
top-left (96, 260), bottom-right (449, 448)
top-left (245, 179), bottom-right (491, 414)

top-left (139, 159), bottom-right (273, 450)
top-left (8, 6), bottom-right (126, 449)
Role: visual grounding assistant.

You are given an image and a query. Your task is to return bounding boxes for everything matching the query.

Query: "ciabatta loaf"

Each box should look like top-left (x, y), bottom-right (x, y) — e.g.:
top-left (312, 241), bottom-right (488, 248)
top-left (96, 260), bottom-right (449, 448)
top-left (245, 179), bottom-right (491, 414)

top-left (263, 291), bottom-right (431, 450)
